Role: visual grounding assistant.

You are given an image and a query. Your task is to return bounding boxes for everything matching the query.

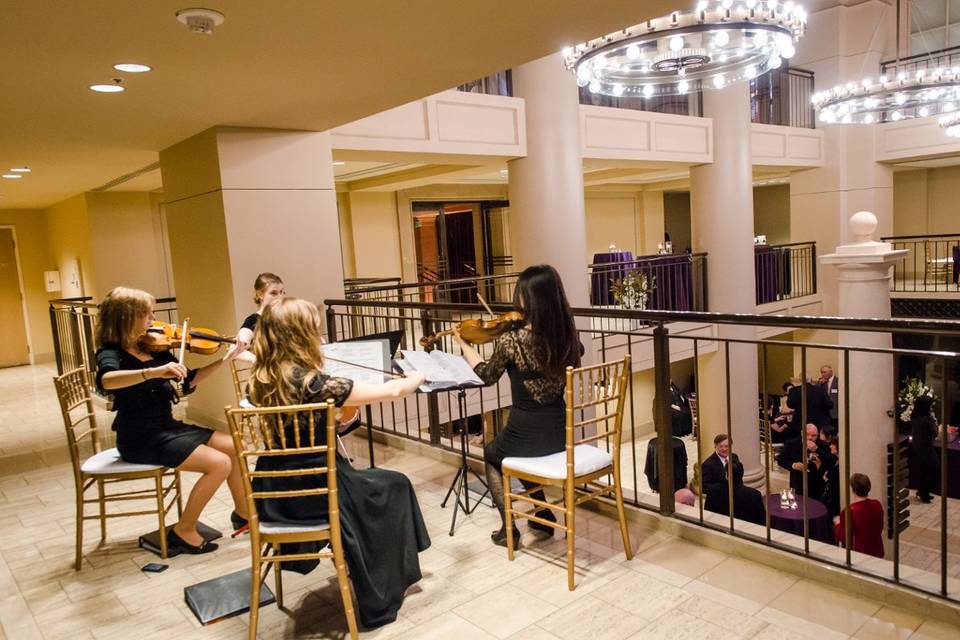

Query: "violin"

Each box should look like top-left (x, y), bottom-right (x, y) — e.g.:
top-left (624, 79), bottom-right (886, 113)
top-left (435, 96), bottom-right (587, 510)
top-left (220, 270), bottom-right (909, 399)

top-left (139, 321), bottom-right (236, 356)
top-left (419, 310), bottom-right (524, 352)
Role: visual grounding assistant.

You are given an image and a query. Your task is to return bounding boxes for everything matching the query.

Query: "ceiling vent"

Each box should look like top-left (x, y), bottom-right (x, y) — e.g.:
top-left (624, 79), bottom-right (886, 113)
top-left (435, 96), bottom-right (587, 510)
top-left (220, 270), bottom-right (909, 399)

top-left (176, 8), bottom-right (225, 35)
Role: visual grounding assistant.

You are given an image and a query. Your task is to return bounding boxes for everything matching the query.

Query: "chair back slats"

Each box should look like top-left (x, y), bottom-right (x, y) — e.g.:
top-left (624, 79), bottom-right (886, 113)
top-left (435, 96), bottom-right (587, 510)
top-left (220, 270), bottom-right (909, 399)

top-left (229, 359), bottom-right (254, 405)
top-left (565, 356), bottom-right (631, 461)
top-left (53, 368), bottom-right (101, 475)
top-left (226, 401), bottom-right (337, 530)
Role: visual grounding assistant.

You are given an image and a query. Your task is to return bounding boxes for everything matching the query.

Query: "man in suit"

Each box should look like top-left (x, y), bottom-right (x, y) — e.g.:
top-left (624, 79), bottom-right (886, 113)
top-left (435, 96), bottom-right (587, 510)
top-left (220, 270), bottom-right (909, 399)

top-left (819, 365), bottom-right (839, 430)
top-left (786, 379), bottom-right (834, 429)
top-left (777, 423), bottom-right (836, 498)
top-left (702, 434), bottom-right (765, 525)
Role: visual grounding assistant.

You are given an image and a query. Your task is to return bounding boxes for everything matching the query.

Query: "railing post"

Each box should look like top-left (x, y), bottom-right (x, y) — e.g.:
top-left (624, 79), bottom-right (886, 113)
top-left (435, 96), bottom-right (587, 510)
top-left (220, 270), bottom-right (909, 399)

top-left (49, 303), bottom-right (64, 375)
top-left (653, 322), bottom-right (675, 515)
top-left (325, 305), bottom-right (337, 343)
top-left (421, 310), bottom-right (442, 446)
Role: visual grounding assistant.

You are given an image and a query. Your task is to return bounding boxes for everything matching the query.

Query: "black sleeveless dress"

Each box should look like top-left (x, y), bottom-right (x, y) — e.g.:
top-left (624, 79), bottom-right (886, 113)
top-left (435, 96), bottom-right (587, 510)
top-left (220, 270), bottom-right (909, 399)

top-left (476, 328), bottom-right (570, 470)
top-left (252, 371), bottom-right (430, 629)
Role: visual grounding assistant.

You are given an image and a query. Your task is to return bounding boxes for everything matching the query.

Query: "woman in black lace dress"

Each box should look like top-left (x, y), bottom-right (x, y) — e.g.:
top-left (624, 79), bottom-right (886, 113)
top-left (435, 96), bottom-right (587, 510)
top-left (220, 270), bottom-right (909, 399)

top-left (454, 265), bottom-right (582, 547)
top-left (246, 297), bottom-right (430, 629)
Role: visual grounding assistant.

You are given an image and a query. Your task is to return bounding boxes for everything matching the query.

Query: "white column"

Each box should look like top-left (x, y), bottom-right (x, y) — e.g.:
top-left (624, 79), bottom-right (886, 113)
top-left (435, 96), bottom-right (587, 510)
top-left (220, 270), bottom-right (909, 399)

top-left (690, 81), bottom-right (764, 486)
top-left (821, 211), bottom-right (906, 516)
top-left (508, 53), bottom-right (589, 307)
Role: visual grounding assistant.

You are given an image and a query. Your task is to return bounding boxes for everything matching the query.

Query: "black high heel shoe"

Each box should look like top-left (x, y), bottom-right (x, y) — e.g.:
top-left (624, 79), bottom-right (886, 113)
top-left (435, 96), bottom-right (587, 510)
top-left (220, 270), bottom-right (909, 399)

top-left (230, 511), bottom-right (249, 537)
top-left (169, 528), bottom-right (218, 554)
top-left (491, 526), bottom-right (521, 548)
top-left (528, 509), bottom-right (557, 536)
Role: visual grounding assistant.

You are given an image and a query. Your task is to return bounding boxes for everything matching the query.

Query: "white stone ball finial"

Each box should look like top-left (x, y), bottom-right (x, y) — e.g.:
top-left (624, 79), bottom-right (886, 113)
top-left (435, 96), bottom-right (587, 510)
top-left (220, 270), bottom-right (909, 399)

top-left (849, 210), bottom-right (878, 244)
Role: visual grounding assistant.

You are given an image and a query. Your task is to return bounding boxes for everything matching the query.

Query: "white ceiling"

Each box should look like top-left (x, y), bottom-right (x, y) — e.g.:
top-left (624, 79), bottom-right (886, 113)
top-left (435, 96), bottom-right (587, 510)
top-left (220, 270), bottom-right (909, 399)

top-left (0, 0), bottom-right (684, 210)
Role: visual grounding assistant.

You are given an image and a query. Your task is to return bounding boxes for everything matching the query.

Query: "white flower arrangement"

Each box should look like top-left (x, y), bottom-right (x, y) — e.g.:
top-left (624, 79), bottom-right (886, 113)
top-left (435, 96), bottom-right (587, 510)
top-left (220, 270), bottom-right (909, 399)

top-left (611, 272), bottom-right (655, 310)
top-left (898, 377), bottom-right (935, 423)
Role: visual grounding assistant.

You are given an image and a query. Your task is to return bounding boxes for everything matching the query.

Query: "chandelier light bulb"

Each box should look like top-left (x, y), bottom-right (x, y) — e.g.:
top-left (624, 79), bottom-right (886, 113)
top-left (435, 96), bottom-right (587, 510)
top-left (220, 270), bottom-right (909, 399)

top-left (945, 102), bottom-right (957, 112)
top-left (768, 54), bottom-right (782, 69)
top-left (714, 30), bottom-right (730, 47)
top-left (595, 55), bottom-right (607, 70)
top-left (669, 35), bottom-right (684, 51)
top-left (746, 0), bottom-right (757, 7)
top-left (678, 79), bottom-right (690, 93)
top-left (891, 110), bottom-right (902, 121)
top-left (780, 42), bottom-right (795, 58)
top-left (722, 0), bottom-right (733, 8)
top-left (768, 0), bottom-right (778, 10)
top-left (862, 78), bottom-right (872, 88)
top-left (863, 114), bottom-right (874, 124)
top-left (576, 76), bottom-right (589, 87)
top-left (895, 93), bottom-right (906, 105)
top-left (589, 80), bottom-right (601, 93)
top-left (712, 73), bottom-right (725, 88)
top-left (784, 1), bottom-right (795, 14)
top-left (745, 64), bottom-right (758, 79)
top-left (626, 44), bottom-right (641, 59)
top-left (613, 83), bottom-right (625, 96)
top-left (643, 84), bottom-right (655, 98)
top-left (753, 31), bottom-right (769, 47)
top-left (919, 106), bottom-right (930, 117)
top-left (697, 1), bottom-right (709, 11)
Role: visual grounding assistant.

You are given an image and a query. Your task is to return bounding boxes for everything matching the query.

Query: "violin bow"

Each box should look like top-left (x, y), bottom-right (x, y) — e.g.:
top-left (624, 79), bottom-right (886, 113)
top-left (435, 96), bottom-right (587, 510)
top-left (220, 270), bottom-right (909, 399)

top-left (322, 355), bottom-right (406, 379)
top-left (476, 292), bottom-right (495, 319)
top-left (177, 318), bottom-right (189, 366)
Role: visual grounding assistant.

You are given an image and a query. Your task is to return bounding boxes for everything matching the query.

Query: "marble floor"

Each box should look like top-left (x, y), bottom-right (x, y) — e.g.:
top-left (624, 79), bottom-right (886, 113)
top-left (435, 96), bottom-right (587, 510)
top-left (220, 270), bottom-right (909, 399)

top-left (2, 363), bottom-right (960, 639)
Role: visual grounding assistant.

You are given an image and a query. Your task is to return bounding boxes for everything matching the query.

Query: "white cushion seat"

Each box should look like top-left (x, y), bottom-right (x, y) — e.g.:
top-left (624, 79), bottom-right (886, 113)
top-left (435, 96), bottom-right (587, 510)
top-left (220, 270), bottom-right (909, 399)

top-left (80, 448), bottom-right (164, 475)
top-left (258, 521), bottom-right (330, 535)
top-left (502, 445), bottom-right (613, 480)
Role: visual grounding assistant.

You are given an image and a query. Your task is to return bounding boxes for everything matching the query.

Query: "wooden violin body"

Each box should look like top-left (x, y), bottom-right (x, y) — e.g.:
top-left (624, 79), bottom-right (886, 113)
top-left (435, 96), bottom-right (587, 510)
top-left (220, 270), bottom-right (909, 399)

top-left (140, 321), bottom-right (236, 356)
top-left (419, 311), bottom-right (523, 351)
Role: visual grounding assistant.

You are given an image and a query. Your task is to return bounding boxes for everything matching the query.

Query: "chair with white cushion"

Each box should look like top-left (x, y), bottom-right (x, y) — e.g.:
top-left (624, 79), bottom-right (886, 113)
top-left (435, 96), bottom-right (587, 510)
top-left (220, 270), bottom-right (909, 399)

top-left (225, 400), bottom-right (358, 640)
top-left (54, 367), bottom-right (182, 570)
top-left (502, 355), bottom-right (633, 590)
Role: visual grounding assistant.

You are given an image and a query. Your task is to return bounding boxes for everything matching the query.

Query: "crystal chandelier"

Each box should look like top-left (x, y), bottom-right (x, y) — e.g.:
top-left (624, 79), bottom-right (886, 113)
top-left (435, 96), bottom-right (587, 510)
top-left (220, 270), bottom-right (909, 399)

top-left (813, 0), bottom-right (960, 126)
top-left (562, 1), bottom-right (807, 98)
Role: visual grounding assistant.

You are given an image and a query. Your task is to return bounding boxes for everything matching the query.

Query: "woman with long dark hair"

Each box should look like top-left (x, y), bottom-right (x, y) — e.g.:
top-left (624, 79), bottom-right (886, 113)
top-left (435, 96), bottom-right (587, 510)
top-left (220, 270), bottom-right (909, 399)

top-left (910, 394), bottom-right (940, 504)
top-left (454, 264), bottom-right (581, 547)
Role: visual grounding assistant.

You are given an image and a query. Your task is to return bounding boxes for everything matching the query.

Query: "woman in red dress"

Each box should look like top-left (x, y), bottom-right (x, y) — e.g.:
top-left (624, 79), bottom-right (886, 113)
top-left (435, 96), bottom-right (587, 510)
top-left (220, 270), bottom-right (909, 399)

top-left (834, 473), bottom-right (884, 558)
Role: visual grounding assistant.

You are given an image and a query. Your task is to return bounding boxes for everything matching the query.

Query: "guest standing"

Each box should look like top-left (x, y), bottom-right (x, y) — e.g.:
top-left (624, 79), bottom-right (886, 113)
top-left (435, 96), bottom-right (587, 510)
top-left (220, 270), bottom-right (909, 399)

top-left (834, 473), bottom-right (884, 558)
top-left (910, 395), bottom-right (940, 504)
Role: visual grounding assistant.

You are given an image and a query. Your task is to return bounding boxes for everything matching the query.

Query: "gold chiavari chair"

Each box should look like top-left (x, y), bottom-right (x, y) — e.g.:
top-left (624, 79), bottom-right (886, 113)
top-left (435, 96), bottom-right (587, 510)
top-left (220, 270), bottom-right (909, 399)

top-left (230, 358), bottom-right (255, 406)
top-left (54, 367), bottom-right (182, 570)
top-left (225, 401), bottom-right (358, 640)
top-left (502, 356), bottom-right (633, 590)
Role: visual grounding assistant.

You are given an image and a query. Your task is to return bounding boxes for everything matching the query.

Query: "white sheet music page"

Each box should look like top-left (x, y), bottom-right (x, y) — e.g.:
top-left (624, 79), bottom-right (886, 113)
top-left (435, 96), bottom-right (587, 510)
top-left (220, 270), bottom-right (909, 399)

top-left (321, 341), bottom-right (389, 384)
top-left (397, 349), bottom-right (483, 391)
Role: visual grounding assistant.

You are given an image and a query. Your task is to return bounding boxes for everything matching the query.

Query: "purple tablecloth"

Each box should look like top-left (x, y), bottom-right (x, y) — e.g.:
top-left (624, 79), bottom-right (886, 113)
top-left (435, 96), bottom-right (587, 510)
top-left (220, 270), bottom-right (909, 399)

top-left (755, 246), bottom-right (778, 305)
top-left (634, 255), bottom-right (692, 311)
top-left (908, 436), bottom-right (960, 499)
top-left (766, 494), bottom-right (834, 544)
top-left (590, 251), bottom-right (635, 305)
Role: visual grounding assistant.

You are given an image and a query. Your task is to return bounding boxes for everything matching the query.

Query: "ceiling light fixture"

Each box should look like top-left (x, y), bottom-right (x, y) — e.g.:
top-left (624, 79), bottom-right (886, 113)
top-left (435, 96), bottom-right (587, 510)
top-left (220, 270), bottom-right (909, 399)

top-left (176, 8), bottom-right (225, 34)
top-left (563, 1), bottom-right (807, 97)
top-left (9, 167), bottom-right (30, 173)
top-left (113, 63), bottom-right (152, 73)
top-left (332, 161), bottom-right (346, 166)
top-left (90, 78), bottom-right (124, 93)
top-left (2, 174), bottom-right (23, 179)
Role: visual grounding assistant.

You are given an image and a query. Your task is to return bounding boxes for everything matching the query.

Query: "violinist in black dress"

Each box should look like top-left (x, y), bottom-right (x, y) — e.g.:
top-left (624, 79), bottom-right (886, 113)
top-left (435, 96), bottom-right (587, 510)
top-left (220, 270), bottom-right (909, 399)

top-left (94, 287), bottom-right (248, 553)
top-left (246, 296), bottom-right (430, 629)
top-left (234, 271), bottom-right (285, 357)
top-left (454, 265), bottom-right (582, 547)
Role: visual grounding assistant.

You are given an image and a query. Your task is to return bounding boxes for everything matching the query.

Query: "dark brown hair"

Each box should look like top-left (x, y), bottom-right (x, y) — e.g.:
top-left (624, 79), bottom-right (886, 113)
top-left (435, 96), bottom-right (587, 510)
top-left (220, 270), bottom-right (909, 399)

top-left (253, 272), bottom-right (284, 305)
top-left (713, 433), bottom-right (729, 447)
top-left (850, 473), bottom-right (871, 497)
top-left (512, 265), bottom-right (580, 379)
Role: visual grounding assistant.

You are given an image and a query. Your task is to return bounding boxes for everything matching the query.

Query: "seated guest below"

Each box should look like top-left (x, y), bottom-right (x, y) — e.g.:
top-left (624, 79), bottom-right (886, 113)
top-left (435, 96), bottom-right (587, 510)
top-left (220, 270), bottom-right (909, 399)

top-left (247, 297), bottom-right (430, 629)
top-left (777, 423), bottom-right (836, 498)
top-left (455, 264), bottom-right (583, 548)
top-left (702, 434), bottom-right (765, 525)
top-left (834, 473), bottom-right (884, 558)
top-left (94, 286), bottom-right (247, 554)
top-left (786, 379), bottom-right (833, 429)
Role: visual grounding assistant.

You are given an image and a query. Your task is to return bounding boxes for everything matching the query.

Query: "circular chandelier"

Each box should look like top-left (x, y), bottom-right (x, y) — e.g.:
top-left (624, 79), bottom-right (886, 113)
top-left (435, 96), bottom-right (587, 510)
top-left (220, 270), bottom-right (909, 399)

top-left (813, 68), bottom-right (960, 125)
top-left (562, 1), bottom-right (807, 98)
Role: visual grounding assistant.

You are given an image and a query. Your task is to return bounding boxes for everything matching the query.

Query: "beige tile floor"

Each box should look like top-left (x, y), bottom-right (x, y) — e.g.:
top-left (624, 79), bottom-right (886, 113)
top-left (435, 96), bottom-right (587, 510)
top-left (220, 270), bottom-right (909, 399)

top-left (2, 363), bottom-right (960, 639)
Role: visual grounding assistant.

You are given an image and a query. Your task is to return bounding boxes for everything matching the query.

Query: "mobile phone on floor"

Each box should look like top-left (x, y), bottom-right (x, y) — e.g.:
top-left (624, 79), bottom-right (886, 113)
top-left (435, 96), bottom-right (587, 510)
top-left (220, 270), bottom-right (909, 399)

top-left (141, 562), bottom-right (168, 573)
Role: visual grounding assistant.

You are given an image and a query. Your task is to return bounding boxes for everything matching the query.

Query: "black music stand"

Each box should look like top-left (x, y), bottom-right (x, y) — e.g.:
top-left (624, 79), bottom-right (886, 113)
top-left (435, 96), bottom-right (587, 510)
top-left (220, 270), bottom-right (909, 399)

top-left (440, 384), bottom-right (492, 536)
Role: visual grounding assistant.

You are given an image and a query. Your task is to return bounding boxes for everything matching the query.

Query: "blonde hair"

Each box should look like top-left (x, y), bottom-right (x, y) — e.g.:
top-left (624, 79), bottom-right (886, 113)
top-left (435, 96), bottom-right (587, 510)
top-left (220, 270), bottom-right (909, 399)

top-left (248, 297), bottom-right (325, 407)
top-left (253, 272), bottom-right (284, 305)
top-left (95, 287), bottom-right (154, 349)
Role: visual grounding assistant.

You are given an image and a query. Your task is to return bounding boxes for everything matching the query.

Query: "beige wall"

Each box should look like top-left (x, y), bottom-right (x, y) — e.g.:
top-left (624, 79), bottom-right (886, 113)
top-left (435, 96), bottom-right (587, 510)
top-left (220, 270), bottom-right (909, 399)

top-left (337, 192), bottom-right (357, 279)
top-left (893, 166), bottom-right (960, 236)
top-left (585, 195), bottom-right (638, 256)
top-left (347, 192), bottom-right (403, 278)
top-left (87, 192), bottom-right (173, 299)
top-left (663, 192), bottom-right (691, 254)
top-left (753, 184), bottom-right (791, 245)
top-left (0, 209), bottom-right (54, 362)
top-left (45, 194), bottom-right (93, 299)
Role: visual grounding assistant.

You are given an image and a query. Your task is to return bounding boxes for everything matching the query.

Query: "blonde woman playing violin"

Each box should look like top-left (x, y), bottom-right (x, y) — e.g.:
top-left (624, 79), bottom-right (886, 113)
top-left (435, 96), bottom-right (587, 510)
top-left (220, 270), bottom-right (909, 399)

top-left (94, 287), bottom-right (248, 554)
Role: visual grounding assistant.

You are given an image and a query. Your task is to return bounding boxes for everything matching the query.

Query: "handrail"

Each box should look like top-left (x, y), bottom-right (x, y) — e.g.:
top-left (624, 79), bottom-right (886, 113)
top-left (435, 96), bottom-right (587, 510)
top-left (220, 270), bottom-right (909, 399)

top-left (349, 271), bottom-right (520, 296)
top-left (882, 233), bottom-right (960, 241)
top-left (587, 252), bottom-right (706, 270)
top-left (323, 297), bottom-right (960, 336)
top-left (880, 45), bottom-right (960, 67)
top-left (766, 240), bottom-right (816, 249)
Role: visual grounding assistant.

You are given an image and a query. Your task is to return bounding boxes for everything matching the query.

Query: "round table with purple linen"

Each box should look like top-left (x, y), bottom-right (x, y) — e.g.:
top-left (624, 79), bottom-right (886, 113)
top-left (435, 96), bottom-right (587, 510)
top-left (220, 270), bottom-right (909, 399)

top-left (765, 494), bottom-right (834, 544)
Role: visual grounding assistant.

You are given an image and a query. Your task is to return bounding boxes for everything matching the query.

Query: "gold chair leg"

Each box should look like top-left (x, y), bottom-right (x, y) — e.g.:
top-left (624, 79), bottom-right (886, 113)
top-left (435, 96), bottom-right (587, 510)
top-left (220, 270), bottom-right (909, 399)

top-left (565, 478), bottom-right (576, 591)
top-left (504, 470), bottom-right (515, 561)
top-left (155, 473), bottom-right (168, 559)
top-left (174, 470), bottom-right (183, 517)
top-left (249, 556), bottom-right (262, 640)
top-left (613, 469), bottom-right (633, 561)
top-left (332, 537), bottom-right (359, 640)
top-left (96, 479), bottom-right (107, 541)
top-left (273, 547), bottom-right (284, 609)
top-left (74, 479), bottom-right (84, 571)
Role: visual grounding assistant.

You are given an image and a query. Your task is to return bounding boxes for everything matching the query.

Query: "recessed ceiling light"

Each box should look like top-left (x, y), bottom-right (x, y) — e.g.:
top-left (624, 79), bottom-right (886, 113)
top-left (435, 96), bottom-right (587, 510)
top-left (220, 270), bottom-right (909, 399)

top-left (2, 174), bottom-right (23, 179)
top-left (9, 167), bottom-right (30, 173)
top-left (113, 63), bottom-right (152, 73)
top-left (333, 161), bottom-right (346, 166)
top-left (90, 82), bottom-right (124, 93)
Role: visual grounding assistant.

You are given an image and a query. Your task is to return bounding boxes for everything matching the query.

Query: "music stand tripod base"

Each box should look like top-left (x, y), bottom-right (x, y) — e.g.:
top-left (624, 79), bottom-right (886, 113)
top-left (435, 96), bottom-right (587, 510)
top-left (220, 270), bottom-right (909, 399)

top-left (440, 386), bottom-right (491, 536)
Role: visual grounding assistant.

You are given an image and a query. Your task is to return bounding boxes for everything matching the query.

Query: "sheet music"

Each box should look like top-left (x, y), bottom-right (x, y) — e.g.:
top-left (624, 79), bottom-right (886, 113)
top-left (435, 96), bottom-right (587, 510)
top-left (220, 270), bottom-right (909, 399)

top-left (321, 341), bottom-right (390, 384)
top-left (397, 349), bottom-right (483, 392)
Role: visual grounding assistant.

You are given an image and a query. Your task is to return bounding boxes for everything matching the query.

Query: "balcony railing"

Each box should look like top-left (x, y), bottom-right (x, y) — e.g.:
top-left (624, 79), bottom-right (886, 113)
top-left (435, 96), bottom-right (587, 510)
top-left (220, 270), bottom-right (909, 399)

top-left (880, 46), bottom-right (960, 79)
top-left (882, 233), bottom-right (960, 293)
top-left (456, 66), bottom-right (814, 127)
top-left (755, 241), bottom-right (817, 305)
top-left (588, 253), bottom-right (708, 311)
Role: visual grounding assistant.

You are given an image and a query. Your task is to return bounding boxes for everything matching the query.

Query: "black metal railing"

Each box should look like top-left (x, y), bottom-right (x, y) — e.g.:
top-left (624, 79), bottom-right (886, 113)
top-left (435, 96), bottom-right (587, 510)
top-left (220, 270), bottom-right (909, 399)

top-left (880, 46), bottom-right (960, 79)
top-left (750, 67), bottom-right (816, 129)
top-left (323, 295), bottom-right (960, 604)
top-left (756, 241), bottom-right (817, 305)
top-left (589, 253), bottom-right (708, 312)
top-left (882, 233), bottom-right (960, 293)
top-left (579, 83), bottom-right (705, 117)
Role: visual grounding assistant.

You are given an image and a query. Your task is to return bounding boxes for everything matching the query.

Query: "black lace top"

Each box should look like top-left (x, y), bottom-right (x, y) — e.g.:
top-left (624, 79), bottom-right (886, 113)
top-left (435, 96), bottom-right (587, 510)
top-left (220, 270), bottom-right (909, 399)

top-left (473, 328), bottom-right (570, 410)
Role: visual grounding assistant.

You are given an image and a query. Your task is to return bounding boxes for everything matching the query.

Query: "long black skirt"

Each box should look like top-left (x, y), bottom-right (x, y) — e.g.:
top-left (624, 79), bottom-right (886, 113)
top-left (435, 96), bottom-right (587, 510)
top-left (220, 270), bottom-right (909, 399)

top-left (255, 454), bottom-right (431, 629)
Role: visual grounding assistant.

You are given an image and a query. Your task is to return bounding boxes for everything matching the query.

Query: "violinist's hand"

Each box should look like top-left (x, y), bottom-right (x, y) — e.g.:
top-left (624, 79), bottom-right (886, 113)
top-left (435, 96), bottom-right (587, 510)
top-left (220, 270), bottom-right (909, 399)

top-left (222, 343), bottom-right (241, 362)
top-left (405, 372), bottom-right (427, 391)
top-left (234, 327), bottom-right (254, 354)
top-left (151, 362), bottom-right (187, 381)
top-left (451, 324), bottom-right (467, 347)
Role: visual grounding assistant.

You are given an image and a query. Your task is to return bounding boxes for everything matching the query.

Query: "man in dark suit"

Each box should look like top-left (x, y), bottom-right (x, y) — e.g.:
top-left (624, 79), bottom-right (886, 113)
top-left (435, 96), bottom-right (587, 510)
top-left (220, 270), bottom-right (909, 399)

top-left (819, 365), bottom-right (839, 430)
top-left (777, 423), bottom-right (836, 497)
top-left (702, 434), bottom-right (765, 525)
top-left (787, 380), bottom-right (834, 429)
